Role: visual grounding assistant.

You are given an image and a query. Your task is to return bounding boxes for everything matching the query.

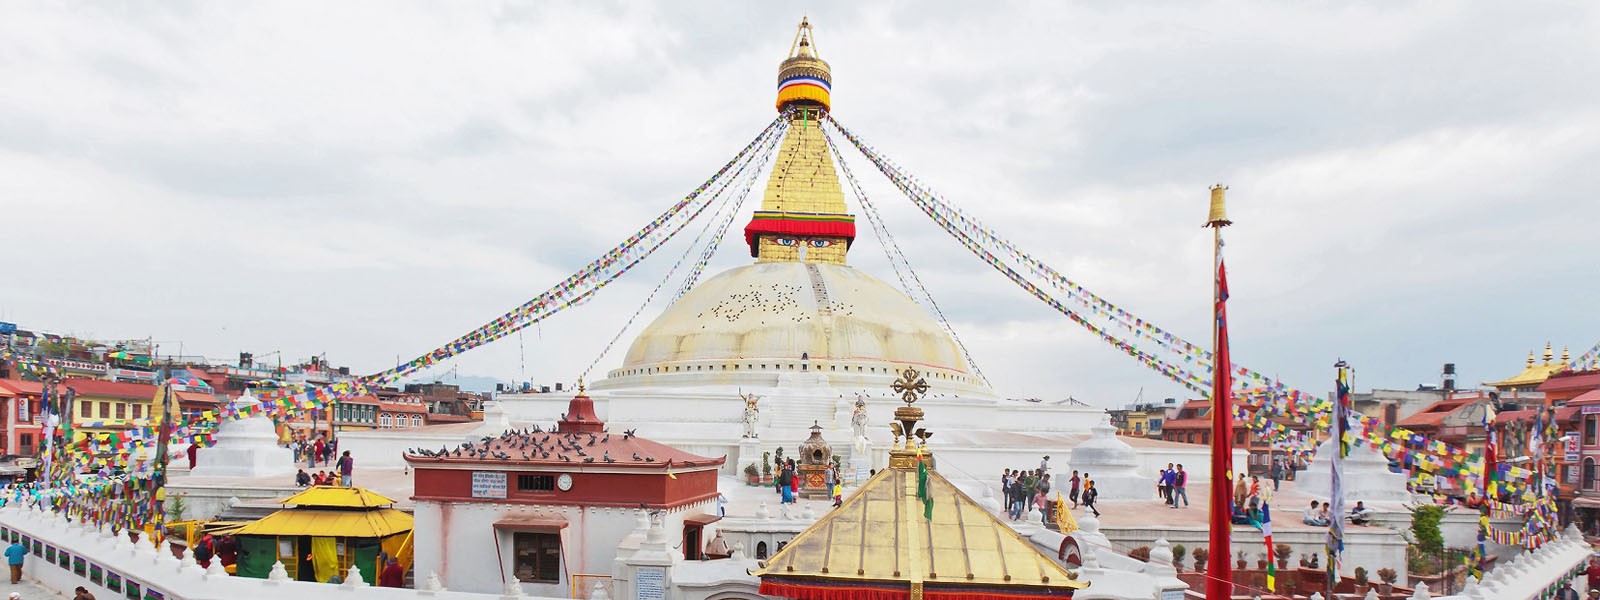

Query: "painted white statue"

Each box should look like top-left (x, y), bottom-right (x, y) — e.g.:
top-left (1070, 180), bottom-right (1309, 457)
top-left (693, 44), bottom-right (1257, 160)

top-left (742, 392), bottom-right (761, 439)
top-left (850, 394), bottom-right (869, 451)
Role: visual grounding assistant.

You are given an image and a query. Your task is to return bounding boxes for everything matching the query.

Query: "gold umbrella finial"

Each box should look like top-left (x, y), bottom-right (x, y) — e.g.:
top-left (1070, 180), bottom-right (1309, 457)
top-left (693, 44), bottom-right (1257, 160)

top-left (1544, 342), bottom-right (1554, 364)
top-left (1204, 184), bottom-right (1231, 228)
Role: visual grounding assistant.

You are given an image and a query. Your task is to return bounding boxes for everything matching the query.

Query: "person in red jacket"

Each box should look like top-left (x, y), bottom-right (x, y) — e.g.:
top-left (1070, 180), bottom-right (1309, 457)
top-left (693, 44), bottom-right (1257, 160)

top-left (379, 556), bottom-right (406, 588)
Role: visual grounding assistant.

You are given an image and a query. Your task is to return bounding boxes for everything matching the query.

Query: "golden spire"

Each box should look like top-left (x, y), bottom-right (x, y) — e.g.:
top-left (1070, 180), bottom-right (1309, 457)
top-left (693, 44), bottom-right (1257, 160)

top-left (776, 17), bottom-right (831, 113)
top-left (1563, 346), bottom-right (1571, 364)
top-left (1204, 184), bottom-right (1231, 227)
top-left (743, 18), bottom-right (856, 265)
top-left (1544, 342), bottom-right (1554, 365)
top-left (1527, 350), bottom-right (1536, 366)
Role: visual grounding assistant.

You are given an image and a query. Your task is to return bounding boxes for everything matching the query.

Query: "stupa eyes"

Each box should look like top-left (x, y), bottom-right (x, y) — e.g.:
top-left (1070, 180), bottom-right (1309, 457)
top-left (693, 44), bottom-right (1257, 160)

top-left (775, 237), bottom-right (799, 247)
top-left (808, 239), bottom-right (833, 248)
top-left (773, 237), bottom-right (833, 248)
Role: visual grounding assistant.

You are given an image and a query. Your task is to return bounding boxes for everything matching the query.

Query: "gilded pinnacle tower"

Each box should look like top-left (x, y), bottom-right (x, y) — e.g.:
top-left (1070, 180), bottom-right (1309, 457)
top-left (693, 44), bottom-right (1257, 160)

top-left (742, 18), bottom-right (857, 265)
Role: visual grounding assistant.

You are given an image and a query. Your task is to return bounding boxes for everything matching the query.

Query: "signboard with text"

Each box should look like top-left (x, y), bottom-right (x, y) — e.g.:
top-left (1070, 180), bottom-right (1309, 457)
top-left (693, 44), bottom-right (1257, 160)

top-left (471, 471), bottom-right (507, 499)
top-left (1566, 434), bottom-right (1581, 462)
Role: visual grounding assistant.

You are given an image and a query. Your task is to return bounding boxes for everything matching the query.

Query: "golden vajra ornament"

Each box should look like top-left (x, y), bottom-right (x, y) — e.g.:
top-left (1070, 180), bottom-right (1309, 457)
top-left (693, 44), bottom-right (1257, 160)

top-left (891, 367), bottom-right (929, 405)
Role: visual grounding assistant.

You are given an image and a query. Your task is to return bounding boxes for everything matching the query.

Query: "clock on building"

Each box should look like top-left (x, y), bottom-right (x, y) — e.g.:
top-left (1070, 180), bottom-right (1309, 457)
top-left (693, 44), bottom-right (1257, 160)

top-left (556, 473), bottom-right (573, 491)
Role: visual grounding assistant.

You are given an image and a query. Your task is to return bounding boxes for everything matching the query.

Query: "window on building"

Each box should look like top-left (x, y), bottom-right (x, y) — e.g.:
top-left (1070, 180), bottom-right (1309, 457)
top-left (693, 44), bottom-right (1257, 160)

top-left (512, 532), bottom-right (561, 583)
top-left (412, 415), bottom-right (422, 427)
top-left (1201, 432), bottom-right (1210, 444)
top-left (1586, 458), bottom-right (1597, 491)
top-left (81, 400), bottom-right (92, 416)
top-left (116, 403), bottom-right (126, 420)
top-left (518, 475), bottom-right (555, 492)
top-left (755, 542), bottom-right (768, 560)
top-left (20, 434), bottom-right (33, 455)
top-left (1235, 431), bottom-right (1247, 445)
top-left (132, 404), bottom-right (142, 420)
top-left (1588, 416), bottom-right (1598, 446)
top-left (380, 414), bottom-right (391, 427)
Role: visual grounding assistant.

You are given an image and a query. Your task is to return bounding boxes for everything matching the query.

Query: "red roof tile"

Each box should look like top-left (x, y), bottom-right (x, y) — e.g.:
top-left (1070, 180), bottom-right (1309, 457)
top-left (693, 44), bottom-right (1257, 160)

top-left (403, 426), bottom-right (720, 469)
top-left (1539, 371), bottom-right (1600, 393)
top-left (1396, 397), bottom-right (1474, 428)
top-left (61, 378), bottom-right (157, 400)
top-left (1567, 389), bottom-right (1600, 407)
top-left (0, 379), bottom-right (44, 397)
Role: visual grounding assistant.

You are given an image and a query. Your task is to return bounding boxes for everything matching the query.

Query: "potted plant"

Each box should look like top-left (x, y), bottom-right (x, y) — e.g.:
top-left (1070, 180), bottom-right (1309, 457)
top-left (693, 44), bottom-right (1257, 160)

top-left (1256, 553), bottom-right (1268, 570)
top-left (762, 452), bottom-right (773, 482)
top-left (1235, 550), bottom-right (1247, 570)
top-left (1275, 543), bottom-right (1292, 569)
top-left (1129, 546), bottom-right (1151, 562)
top-left (744, 463), bottom-right (760, 484)
top-left (1377, 567), bottom-right (1398, 594)
top-left (1172, 544), bottom-right (1186, 570)
top-left (1191, 547), bottom-right (1208, 573)
top-left (1353, 566), bottom-right (1369, 592)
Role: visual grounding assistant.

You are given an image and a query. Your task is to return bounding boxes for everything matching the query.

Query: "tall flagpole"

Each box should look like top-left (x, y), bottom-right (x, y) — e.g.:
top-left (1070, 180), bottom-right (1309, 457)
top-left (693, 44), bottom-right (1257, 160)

top-left (1330, 361), bottom-right (1352, 595)
top-left (1204, 184), bottom-right (1234, 600)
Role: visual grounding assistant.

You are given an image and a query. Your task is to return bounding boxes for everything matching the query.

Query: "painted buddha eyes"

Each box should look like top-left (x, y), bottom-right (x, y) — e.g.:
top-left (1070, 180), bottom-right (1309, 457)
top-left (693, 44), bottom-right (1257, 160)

top-left (774, 237), bottom-right (834, 248)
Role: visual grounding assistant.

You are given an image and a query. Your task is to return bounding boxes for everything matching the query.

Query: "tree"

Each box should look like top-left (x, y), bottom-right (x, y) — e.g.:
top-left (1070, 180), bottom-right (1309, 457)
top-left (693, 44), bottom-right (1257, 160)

top-left (1410, 504), bottom-right (1445, 556)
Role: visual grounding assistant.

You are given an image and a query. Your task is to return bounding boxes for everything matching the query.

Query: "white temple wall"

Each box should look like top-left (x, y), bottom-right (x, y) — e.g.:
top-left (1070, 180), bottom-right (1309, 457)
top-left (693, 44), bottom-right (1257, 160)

top-left (341, 428), bottom-right (482, 470)
top-left (415, 498), bottom-right (717, 596)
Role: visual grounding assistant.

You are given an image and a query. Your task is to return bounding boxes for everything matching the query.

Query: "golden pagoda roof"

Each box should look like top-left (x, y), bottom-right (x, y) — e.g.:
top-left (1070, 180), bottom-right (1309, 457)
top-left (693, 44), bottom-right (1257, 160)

top-left (1487, 344), bottom-right (1569, 389)
top-left (753, 454), bottom-right (1087, 596)
top-left (235, 507), bottom-right (412, 539)
top-left (274, 485), bottom-right (397, 509)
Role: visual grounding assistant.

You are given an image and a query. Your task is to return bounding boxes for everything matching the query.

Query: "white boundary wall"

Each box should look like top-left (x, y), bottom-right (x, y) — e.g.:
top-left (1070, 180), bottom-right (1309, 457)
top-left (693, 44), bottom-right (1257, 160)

top-left (0, 504), bottom-right (570, 600)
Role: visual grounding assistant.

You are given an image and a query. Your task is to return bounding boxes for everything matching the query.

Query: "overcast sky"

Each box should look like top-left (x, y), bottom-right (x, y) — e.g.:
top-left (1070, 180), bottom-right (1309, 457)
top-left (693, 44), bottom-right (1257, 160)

top-left (3, 2), bottom-right (1597, 405)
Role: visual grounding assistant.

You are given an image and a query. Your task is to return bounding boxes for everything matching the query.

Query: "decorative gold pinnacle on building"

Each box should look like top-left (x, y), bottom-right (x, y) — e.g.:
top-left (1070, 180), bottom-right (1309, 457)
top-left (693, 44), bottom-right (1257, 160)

top-left (1204, 183), bottom-right (1231, 228)
top-left (887, 366), bottom-right (933, 468)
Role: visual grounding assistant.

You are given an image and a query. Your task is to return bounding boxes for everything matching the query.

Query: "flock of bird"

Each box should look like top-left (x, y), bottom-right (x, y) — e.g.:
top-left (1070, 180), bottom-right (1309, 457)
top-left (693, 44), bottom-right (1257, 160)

top-left (406, 425), bottom-right (662, 465)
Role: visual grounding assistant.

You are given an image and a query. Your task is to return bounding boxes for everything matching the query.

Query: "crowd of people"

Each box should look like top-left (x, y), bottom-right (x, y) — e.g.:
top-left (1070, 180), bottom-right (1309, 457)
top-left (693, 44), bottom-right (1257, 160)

top-left (1003, 457), bottom-right (1076, 521)
top-left (293, 449), bottom-right (355, 487)
top-left (1299, 499), bottom-right (1373, 526)
top-left (771, 458), bottom-right (844, 507)
top-left (1156, 463), bottom-right (1189, 508)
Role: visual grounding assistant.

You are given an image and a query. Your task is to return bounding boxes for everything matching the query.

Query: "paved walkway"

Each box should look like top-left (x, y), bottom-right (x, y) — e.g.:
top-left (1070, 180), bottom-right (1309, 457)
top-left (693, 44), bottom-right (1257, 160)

top-left (0, 578), bottom-right (64, 599)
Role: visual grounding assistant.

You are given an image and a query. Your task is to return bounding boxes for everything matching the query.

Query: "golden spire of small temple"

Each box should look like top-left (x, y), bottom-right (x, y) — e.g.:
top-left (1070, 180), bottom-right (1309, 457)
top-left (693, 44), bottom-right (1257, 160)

top-left (1527, 350), bottom-right (1536, 366)
top-left (1563, 346), bottom-right (1571, 364)
top-left (743, 18), bottom-right (856, 266)
top-left (1544, 342), bottom-right (1554, 365)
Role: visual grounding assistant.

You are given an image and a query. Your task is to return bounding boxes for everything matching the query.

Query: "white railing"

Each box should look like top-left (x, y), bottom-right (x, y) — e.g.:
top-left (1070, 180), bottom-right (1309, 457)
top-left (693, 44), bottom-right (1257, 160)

top-left (0, 504), bottom-right (577, 600)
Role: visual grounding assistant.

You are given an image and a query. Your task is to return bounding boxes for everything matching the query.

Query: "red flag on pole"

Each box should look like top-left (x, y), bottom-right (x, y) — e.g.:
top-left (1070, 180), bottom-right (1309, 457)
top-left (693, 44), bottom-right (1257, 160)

top-left (1207, 243), bottom-right (1235, 599)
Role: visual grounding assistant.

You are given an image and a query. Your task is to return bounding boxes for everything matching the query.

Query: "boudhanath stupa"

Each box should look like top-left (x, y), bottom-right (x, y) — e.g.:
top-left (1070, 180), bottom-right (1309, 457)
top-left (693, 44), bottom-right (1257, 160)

top-left (468, 19), bottom-right (1229, 489)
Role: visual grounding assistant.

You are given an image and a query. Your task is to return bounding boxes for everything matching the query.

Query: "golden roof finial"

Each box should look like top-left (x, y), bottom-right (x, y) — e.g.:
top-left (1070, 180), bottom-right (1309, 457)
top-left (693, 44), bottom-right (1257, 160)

top-left (1527, 350), bottom-right (1536, 366)
top-left (1544, 342), bottom-right (1554, 365)
top-left (1204, 184), bottom-right (1231, 228)
top-left (776, 17), bottom-right (832, 113)
top-left (1563, 346), bottom-right (1571, 364)
top-left (577, 378), bottom-right (586, 393)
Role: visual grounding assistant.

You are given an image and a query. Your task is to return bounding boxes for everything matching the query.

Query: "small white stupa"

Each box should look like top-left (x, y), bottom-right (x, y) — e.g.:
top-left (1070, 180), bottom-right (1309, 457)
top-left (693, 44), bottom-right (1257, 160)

top-left (1068, 414), bottom-right (1148, 500)
top-left (1295, 436), bottom-right (1410, 502)
top-left (190, 392), bottom-right (296, 478)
